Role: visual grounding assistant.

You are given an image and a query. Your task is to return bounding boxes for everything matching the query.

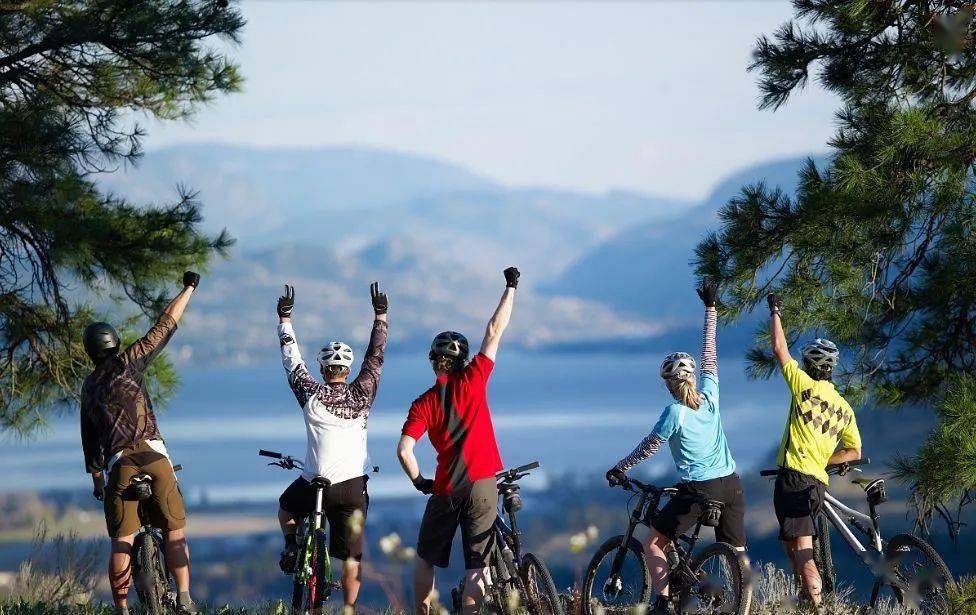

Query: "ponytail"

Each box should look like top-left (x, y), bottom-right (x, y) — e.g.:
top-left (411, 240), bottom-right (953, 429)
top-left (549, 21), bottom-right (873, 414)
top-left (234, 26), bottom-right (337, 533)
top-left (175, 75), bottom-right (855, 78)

top-left (666, 376), bottom-right (701, 410)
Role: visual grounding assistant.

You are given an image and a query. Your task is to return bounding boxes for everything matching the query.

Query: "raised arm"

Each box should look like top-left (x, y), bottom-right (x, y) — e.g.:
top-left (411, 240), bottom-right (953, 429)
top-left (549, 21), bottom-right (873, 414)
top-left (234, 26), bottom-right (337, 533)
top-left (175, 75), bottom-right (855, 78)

top-left (123, 271), bottom-right (198, 368)
top-left (480, 267), bottom-right (519, 361)
top-left (352, 283), bottom-right (389, 395)
top-left (767, 293), bottom-right (793, 366)
top-left (697, 281), bottom-right (718, 377)
top-left (275, 285), bottom-right (321, 408)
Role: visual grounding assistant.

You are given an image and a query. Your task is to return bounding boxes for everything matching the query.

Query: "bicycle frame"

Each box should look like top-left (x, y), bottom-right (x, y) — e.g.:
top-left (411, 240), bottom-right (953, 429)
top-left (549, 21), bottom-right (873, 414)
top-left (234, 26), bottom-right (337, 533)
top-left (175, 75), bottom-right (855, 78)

top-left (821, 490), bottom-right (882, 562)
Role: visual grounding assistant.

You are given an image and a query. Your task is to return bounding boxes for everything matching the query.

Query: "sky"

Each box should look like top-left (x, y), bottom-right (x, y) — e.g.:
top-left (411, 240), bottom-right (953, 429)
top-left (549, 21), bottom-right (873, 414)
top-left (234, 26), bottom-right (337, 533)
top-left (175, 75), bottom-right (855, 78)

top-left (147, 1), bottom-right (839, 201)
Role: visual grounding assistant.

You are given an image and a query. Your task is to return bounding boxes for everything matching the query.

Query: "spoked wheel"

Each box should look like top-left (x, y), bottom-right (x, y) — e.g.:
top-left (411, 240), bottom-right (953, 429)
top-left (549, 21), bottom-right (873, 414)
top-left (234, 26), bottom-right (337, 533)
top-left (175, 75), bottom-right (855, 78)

top-left (680, 542), bottom-right (750, 615)
top-left (133, 531), bottom-right (169, 615)
top-left (486, 544), bottom-right (523, 615)
top-left (291, 528), bottom-right (331, 614)
top-left (812, 513), bottom-right (835, 596)
top-left (581, 535), bottom-right (651, 615)
top-left (874, 533), bottom-right (954, 614)
top-left (521, 552), bottom-right (564, 615)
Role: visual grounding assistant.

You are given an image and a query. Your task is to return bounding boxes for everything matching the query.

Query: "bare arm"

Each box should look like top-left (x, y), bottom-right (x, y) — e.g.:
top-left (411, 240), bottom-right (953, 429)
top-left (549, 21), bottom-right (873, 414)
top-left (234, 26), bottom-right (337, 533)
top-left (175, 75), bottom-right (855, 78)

top-left (768, 294), bottom-right (792, 366)
top-left (397, 435), bottom-right (421, 481)
top-left (480, 267), bottom-right (520, 361)
top-left (162, 284), bottom-right (195, 326)
top-left (828, 447), bottom-right (862, 466)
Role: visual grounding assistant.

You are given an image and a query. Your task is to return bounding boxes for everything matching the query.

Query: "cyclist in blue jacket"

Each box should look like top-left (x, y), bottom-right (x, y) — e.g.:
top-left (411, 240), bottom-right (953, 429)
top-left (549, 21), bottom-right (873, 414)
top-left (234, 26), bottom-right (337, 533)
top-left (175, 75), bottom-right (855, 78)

top-left (606, 281), bottom-right (746, 615)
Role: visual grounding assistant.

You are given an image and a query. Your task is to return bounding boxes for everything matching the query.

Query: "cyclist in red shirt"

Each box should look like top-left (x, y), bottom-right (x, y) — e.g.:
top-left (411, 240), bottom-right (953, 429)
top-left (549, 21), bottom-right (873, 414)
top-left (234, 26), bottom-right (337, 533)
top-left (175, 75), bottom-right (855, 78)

top-left (397, 267), bottom-right (520, 615)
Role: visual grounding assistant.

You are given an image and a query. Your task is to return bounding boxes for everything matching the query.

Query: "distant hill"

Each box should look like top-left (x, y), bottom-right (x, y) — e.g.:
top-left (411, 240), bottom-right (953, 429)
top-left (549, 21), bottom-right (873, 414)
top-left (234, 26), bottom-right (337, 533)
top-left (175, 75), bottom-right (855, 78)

top-left (97, 145), bottom-right (828, 364)
top-left (548, 155), bottom-right (830, 351)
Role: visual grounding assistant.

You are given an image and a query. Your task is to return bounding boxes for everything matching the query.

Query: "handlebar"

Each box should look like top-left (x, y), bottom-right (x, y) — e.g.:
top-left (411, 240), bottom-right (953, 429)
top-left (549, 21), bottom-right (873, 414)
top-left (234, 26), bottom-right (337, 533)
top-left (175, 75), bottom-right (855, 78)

top-left (259, 449), bottom-right (303, 471)
top-left (760, 458), bottom-right (871, 478)
top-left (496, 460), bottom-right (540, 482)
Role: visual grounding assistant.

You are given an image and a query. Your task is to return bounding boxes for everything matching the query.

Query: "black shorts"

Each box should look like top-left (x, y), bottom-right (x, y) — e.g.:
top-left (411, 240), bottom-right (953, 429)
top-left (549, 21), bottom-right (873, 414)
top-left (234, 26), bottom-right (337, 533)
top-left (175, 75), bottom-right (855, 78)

top-left (651, 472), bottom-right (747, 549)
top-left (773, 468), bottom-right (826, 541)
top-left (417, 478), bottom-right (497, 569)
top-left (279, 475), bottom-right (369, 561)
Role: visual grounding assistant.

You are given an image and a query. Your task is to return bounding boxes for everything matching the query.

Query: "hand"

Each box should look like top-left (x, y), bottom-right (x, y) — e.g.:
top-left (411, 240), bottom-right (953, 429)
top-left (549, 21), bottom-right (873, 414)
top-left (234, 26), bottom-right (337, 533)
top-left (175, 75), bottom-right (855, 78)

top-left (412, 475), bottom-right (434, 495)
top-left (370, 282), bottom-right (388, 315)
top-left (697, 280), bottom-right (718, 308)
top-left (183, 271), bottom-right (200, 289)
top-left (92, 474), bottom-right (104, 501)
top-left (504, 266), bottom-right (520, 289)
top-left (277, 285), bottom-right (295, 318)
top-left (606, 467), bottom-right (627, 487)
top-left (767, 293), bottom-right (782, 314)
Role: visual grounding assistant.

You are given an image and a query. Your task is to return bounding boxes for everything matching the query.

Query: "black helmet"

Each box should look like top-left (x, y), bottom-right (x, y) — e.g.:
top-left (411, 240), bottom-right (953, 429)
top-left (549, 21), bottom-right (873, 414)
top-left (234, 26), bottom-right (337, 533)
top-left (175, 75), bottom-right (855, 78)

top-left (84, 322), bottom-right (120, 362)
top-left (430, 331), bottom-right (469, 361)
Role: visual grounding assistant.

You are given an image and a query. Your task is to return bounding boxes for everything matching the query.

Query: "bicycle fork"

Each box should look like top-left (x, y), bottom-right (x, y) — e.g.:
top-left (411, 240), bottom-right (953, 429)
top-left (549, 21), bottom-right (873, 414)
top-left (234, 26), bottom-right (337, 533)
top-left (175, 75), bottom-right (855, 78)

top-left (605, 510), bottom-right (644, 599)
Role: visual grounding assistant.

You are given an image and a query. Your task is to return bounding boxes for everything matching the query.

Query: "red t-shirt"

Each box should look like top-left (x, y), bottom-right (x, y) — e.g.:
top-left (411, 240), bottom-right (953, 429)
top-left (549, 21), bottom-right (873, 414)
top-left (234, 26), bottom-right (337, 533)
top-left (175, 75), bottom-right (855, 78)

top-left (402, 353), bottom-right (503, 495)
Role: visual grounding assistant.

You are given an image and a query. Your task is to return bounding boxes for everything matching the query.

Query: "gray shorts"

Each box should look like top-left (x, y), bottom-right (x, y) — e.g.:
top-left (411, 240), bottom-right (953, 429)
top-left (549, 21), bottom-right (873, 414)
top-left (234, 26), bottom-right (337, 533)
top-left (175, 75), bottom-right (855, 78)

top-left (417, 478), bottom-right (497, 568)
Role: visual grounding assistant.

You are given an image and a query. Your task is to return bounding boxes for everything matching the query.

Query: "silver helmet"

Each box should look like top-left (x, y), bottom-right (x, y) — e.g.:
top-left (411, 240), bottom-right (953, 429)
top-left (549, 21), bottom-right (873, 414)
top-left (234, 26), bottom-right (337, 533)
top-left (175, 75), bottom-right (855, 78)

top-left (317, 341), bottom-right (354, 368)
top-left (430, 331), bottom-right (469, 360)
top-left (801, 338), bottom-right (839, 370)
top-left (660, 352), bottom-right (696, 381)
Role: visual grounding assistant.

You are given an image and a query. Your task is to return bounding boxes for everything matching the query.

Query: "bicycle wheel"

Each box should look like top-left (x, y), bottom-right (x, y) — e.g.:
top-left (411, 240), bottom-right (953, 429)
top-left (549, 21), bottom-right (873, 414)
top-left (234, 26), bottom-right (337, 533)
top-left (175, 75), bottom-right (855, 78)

top-left (581, 535), bottom-right (651, 615)
top-left (133, 532), bottom-right (167, 615)
top-left (877, 533), bottom-right (954, 614)
top-left (813, 513), bottom-right (835, 595)
top-left (521, 552), bottom-right (564, 615)
top-left (681, 542), bottom-right (750, 615)
top-left (487, 544), bottom-right (522, 615)
top-left (291, 527), bottom-right (314, 614)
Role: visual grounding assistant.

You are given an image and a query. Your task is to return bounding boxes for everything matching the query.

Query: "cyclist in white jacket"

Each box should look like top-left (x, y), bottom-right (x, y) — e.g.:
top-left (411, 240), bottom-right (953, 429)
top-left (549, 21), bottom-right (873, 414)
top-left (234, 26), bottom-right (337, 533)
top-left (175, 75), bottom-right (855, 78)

top-left (274, 282), bottom-right (388, 608)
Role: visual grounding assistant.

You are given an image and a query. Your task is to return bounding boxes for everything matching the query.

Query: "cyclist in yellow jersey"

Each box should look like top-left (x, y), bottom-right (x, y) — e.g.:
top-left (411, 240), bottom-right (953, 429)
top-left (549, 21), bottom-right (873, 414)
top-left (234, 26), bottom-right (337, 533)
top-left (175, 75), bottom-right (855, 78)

top-left (767, 294), bottom-right (861, 608)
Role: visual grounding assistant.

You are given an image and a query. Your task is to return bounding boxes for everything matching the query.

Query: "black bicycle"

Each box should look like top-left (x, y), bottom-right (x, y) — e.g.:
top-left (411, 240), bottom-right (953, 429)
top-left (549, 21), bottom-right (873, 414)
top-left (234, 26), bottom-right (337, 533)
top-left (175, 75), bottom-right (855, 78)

top-left (259, 449), bottom-right (335, 614)
top-left (451, 461), bottom-right (564, 615)
top-left (129, 463), bottom-right (183, 615)
top-left (760, 459), bottom-right (955, 612)
top-left (581, 477), bottom-right (750, 615)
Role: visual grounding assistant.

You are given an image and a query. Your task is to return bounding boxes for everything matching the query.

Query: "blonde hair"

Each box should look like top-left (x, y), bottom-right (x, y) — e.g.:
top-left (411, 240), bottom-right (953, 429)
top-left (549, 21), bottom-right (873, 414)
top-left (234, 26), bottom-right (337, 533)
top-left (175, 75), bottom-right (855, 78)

top-left (666, 375), bottom-right (701, 410)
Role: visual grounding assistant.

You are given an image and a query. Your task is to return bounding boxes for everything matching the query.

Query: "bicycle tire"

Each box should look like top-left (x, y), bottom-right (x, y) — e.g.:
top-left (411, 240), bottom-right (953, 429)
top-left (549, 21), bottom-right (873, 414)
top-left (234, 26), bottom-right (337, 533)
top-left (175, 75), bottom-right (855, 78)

top-left (581, 535), bottom-right (651, 615)
top-left (682, 541), bottom-right (750, 615)
top-left (878, 533), bottom-right (954, 614)
top-left (487, 544), bottom-right (522, 615)
top-left (813, 513), bottom-right (835, 596)
top-left (291, 527), bottom-right (313, 614)
top-left (521, 552), bottom-right (564, 615)
top-left (133, 532), bottom-right (167, 615)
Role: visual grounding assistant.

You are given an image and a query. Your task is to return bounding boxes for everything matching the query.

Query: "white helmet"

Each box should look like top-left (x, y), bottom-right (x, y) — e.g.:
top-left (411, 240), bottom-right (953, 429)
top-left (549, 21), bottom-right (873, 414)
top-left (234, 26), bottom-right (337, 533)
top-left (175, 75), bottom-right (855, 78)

top-left (660, 352), bottom-right (696, 381)
top-left (430, 331), bottom-right (469, 360)
top-left (801, 338), bottom-right (839, 370)
top-left (317, 342), bottom-right (354, 368)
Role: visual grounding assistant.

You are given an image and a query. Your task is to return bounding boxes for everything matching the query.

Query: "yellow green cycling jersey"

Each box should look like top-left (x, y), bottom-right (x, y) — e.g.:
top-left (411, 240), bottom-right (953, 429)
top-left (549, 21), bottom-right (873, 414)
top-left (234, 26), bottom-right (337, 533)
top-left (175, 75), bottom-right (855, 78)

top-left (776, 359), bottom-right (861, 485)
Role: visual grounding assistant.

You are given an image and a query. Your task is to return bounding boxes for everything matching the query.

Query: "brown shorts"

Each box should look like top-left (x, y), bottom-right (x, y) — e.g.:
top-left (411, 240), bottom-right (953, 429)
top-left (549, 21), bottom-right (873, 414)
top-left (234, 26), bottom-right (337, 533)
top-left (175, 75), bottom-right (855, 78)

top-left (417, 478), bottom-right (497, 569)
top-left (104, 441), bottom-right (186, 538)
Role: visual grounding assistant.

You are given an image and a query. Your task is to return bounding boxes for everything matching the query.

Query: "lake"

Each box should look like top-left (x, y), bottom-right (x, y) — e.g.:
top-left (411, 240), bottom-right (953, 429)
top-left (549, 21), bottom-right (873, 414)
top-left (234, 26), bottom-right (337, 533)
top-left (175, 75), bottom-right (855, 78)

top-left (7, 352), bottom-right (789, 501)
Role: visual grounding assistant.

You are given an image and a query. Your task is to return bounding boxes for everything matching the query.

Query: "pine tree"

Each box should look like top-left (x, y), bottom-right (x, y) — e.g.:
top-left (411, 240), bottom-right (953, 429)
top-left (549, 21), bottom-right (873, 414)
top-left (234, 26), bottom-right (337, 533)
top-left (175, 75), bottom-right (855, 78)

top-left (695, 0), bottom-right (976, 529)
top-left (0, 1), bottom-right (244, 434)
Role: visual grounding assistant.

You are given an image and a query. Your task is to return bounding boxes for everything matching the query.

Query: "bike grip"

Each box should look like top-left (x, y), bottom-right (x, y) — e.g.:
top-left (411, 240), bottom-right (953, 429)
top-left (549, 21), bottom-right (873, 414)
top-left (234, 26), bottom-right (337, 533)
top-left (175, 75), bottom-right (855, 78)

top-left (258, 449), bottom-right (283, 459)
top-left (519, 461), bottom-right (541, 472)
top-left (172, 464), bottom-right (183, 473)
top-left (851, 458), bottom-right (870, 466)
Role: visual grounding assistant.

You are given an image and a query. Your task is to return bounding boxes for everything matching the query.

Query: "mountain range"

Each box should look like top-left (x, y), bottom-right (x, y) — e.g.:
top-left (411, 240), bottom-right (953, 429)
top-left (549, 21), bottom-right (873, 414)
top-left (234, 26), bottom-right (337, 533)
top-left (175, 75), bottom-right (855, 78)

top-left (99, 145), bottom-right (824, 365)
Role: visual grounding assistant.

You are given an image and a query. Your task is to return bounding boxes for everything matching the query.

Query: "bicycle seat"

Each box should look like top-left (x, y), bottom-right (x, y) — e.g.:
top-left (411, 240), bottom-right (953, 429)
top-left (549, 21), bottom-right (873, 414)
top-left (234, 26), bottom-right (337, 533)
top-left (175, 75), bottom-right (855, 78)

top-left (852, 477), bottom-right (887, 504)
top-left (662, 487), bottom-right (680, 496)
top-left (130, 473), bottom-right (153, 483)
top-left (309, 477), bottom-right (331, 489)
top-left (123, 475), bottom-right (154, 502)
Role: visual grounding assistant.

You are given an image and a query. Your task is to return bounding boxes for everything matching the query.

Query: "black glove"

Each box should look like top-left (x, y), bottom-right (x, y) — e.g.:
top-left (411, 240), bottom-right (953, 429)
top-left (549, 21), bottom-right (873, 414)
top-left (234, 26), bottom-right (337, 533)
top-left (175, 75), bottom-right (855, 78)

top-left (183, 271), bottom-right (200, 289)
top-left (697, 281), bottom-right (718, 308)
top-left (606, 467), bottom-right (627, 487)
top-left (370, 282), bottom-right (388, 315)
top-left (277, 285), bottom-right (295, 318)
top-left (504, 266), bottom-right (520, 289)
top-left (767, 293), bottom-right (782, 313)
top-left (412, 475), bottom-right (434, 495)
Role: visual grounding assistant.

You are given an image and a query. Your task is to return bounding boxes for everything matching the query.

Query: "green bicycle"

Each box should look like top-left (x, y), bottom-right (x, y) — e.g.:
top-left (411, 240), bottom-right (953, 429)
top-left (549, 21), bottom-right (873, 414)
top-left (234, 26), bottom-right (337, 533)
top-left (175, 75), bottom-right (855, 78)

top-left (260, 449), bottom-right (334, 614)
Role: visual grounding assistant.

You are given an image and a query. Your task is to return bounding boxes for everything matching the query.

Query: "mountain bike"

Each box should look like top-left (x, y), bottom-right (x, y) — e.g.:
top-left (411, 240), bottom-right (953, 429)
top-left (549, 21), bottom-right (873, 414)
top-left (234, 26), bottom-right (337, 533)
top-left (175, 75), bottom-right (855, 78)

top-left (581, 477), bottom-right (750, 615)
top-left (759, 458), bottom-right (955, 613)
top-left (129, 463), bottom-right (183, 615)
top-left (451, 461), bottom-right (564, 615)
top-left (259, 449), bottom-right (335, 614)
